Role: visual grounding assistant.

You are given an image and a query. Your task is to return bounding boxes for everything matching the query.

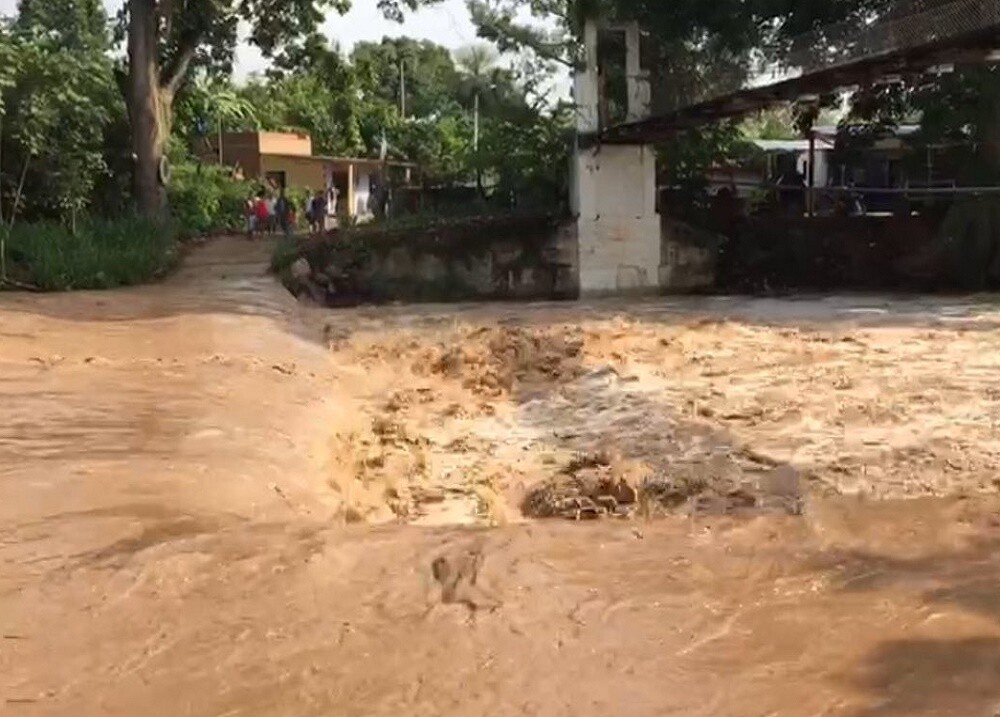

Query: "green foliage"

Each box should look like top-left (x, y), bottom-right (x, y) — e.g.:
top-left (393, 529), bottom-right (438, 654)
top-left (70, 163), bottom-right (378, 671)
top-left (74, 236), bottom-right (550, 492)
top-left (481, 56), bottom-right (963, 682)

top-left (352, 37), bottom-right (461, 118)
top-left (15, 0), bottom-right (108, 51)
top-left (122, 0), bottom-right (441, 215)
top-left (1, 216), bottom-right (179, 291)
top-left (168, 163), bottom-right (255, 236)
top-left (3, 0), bottom-right (569, 248)
top-left (261, 34), bottom-right (365, 153)
top-left (167, 162), bottom-right (316, 237)
top-left (174, 75), bottom-right (259, 149)
top-left (467, 0), bottom-right (581, 67)
top-left (224, 30), bottom-right (570, 202)
top-left (477, 106), bottom-right (573, 207)
top-left (0, 0), bottom-right (119, 225)
top-left (467, 0), bottom-right (808, 78)
top-left (741, 107), bottom-right (799, 141)
top-left (464, 0), bottom-right (904, 116)
top-left (0, 23), bottom-right (18, 121)
top-left (660, 122), bottom-right (758, 221)
top-left (340, 37), bottom-right (487, 182)
top-left (283, 186), bottom-right (313, 224)
top-left (238, 72), bottom-right (364, 156)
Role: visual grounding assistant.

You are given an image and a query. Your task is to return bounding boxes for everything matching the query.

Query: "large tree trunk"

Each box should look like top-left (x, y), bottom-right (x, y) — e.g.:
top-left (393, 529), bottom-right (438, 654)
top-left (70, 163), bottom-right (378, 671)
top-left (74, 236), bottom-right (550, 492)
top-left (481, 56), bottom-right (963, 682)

top-left (127, 0), bottom-right (168, 218)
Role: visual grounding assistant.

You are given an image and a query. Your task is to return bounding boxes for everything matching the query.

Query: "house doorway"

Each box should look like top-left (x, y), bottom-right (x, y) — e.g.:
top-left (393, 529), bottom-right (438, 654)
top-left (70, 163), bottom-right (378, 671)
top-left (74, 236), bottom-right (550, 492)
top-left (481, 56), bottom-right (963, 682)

top-left (265, 171), bottom-right (287, 191)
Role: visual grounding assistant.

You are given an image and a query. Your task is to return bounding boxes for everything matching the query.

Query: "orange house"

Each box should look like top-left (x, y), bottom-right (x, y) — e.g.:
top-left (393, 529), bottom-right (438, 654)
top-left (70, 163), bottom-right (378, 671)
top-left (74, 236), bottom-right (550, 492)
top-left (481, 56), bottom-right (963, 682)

top-left (202, 131), bottom-right (416, 222)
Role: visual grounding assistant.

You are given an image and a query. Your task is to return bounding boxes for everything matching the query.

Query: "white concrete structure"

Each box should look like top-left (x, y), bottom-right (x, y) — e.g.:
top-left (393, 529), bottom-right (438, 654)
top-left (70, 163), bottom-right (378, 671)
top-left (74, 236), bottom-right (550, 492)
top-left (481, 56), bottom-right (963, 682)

top-left (621, 22), bottom-right (652, 122)
top-left (571, 20), bottom-right (661, 295)
top-left (571, 144), bottom-right (661, 292)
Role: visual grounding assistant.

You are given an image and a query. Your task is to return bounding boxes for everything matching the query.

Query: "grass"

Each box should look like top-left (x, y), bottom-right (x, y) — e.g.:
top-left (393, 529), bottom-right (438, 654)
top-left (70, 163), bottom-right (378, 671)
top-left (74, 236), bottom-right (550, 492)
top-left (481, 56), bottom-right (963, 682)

top-left (0, 216), bottom-right (180, 291)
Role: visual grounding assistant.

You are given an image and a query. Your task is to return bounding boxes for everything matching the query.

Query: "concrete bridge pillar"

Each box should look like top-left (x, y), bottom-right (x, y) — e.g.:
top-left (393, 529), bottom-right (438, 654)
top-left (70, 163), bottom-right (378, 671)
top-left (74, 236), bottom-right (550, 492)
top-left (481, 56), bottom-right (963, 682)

top-left (571, 20), bottom-right (660, 296)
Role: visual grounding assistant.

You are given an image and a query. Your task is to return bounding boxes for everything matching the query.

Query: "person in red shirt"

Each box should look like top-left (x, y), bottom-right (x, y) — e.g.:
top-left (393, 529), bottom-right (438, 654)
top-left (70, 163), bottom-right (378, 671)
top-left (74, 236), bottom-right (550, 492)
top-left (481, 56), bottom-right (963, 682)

top-left (253, 191), bottom-right (269, 237)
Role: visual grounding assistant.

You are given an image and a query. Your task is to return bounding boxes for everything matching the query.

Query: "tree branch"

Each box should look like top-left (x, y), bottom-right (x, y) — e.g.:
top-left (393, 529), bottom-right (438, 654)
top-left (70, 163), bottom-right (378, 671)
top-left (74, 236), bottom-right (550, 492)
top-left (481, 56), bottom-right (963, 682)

top-left (161, 0), bottom-right (175, 39)
top-left (161, 42), bottom-right (198, 96)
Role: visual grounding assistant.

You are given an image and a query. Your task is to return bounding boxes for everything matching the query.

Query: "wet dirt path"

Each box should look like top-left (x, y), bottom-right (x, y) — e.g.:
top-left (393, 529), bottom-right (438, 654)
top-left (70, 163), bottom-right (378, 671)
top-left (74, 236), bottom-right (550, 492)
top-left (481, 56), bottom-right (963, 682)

top-left (2, 239), bottom-right (1000, 716)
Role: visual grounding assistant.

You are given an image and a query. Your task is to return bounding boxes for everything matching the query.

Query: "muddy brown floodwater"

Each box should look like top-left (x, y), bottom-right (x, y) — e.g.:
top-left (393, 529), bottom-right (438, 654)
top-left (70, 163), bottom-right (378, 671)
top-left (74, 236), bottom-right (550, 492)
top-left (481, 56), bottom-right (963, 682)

top-left (2, 237), bottom-right (1000, 716)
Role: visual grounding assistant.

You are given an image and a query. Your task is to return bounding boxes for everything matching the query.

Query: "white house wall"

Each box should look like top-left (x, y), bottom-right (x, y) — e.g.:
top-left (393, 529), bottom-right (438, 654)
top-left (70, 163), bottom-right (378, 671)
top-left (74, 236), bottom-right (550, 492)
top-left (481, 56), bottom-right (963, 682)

top-left (796, 149), bottom-right (831, 188)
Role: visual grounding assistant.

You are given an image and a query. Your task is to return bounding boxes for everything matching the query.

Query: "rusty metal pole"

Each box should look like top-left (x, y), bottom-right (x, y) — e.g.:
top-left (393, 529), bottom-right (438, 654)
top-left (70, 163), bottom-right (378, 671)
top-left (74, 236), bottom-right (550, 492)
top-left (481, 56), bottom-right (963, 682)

top-left (808, 130), bottom-right (816, 217)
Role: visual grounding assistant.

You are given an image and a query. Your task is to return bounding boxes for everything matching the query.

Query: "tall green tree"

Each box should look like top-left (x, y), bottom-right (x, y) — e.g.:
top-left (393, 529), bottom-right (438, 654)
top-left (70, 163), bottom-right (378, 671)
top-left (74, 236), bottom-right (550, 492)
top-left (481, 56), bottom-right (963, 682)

top-left (173, 74), bottom-right (259, 160)
top-left (263, 34), bottom-right (365, 154)
top-left (14, 0), bottom-right (108, 51)
top-left (453, 43), bottom-right (522, 113)
top-left (352, 37), bottom-right (461, 118)
top-left (240, 72), bottom-right (365, 156)
top-left (122, 0), bottom-right (437, 218)
top-left (1, 0), bottom-right (119, 228)
top-left (0, 19), bottom-right (19, 229)
top-left (466, 0), bottom-right (905, 107)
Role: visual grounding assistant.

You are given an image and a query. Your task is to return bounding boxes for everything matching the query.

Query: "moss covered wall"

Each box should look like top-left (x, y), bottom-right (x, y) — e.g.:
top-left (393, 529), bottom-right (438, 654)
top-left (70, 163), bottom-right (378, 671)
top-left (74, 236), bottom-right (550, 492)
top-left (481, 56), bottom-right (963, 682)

top-left (276, 214), bottom-right (579, 306)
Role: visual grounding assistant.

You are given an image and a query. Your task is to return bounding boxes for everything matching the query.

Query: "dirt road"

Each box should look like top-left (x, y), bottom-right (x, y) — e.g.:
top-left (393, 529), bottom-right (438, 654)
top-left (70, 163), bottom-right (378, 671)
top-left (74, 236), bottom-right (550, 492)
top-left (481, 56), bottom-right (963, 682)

top-left (2, 238), bottom-right (999, 716)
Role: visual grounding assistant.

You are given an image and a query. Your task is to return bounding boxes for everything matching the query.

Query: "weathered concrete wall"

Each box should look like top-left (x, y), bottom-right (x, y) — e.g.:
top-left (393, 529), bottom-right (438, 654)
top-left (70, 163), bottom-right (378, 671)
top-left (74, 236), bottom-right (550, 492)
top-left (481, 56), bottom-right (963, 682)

top-left (282, 207), bottom-right (1000, 302)
top-left (279, 216), bottom-right (579, 306)
top-left (659, 218), bottom-right (723, 292)
top-left (714, 215), bottom-right (946, 291)
top-left (278, 206), bottom-right (730, 306)
top-left (572, 145), bottom-right (661, 295)
top-left (662, 207), bottom-right (1000, 293)
top-left (366, 234), bottom-right (576, 300)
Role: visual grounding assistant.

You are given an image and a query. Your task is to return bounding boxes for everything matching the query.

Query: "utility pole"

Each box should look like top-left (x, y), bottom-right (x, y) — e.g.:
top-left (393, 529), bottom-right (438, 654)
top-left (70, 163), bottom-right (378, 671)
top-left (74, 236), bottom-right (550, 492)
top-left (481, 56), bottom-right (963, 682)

top-left (474, 91), bottom-right (483, 196)
top-left (399, 60), bottom-right (406, 118)
top-left (473, 92), bottom-right (480, 152)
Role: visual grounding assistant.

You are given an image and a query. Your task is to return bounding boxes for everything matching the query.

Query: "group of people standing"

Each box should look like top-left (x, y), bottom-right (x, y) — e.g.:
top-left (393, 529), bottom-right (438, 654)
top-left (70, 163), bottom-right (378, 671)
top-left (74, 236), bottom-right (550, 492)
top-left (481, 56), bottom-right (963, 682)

top-left (245, 190), bottom-right (291, 237)
top-left (244, 188), bottom-right (336, 238)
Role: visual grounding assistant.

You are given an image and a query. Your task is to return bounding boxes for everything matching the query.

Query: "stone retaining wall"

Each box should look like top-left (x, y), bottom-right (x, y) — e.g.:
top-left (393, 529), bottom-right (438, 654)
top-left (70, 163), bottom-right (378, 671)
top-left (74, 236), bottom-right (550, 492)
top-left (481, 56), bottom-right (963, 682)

top-left (276, 211), bottom-right (731, 306)
top-left (276, 215), bottom-right (580, 306)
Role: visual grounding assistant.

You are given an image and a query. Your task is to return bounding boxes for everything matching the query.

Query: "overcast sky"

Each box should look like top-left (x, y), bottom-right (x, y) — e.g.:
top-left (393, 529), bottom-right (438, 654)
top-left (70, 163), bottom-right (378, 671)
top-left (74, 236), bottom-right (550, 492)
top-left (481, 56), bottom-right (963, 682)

top-left (0, 0), bottom-right (481, 78)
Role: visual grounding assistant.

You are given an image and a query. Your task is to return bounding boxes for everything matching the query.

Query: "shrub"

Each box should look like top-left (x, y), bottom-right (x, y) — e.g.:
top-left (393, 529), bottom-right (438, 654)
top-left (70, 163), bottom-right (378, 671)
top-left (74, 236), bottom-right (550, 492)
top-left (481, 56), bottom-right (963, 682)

top-left (168, 163), bottom-right (253, 237)
top-left (168, 162), bottom-right (315, 236)
top-left (284, 186), bottom-right (312, 229)
top-left (1, 215), bottom-right (179, 291)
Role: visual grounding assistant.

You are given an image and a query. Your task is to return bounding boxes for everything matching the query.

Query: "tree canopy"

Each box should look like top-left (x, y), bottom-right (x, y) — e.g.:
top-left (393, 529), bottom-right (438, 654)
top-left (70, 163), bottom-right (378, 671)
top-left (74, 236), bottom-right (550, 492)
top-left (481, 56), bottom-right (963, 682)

top-left (1, 0), bottom-right (119, 227)
top-left (230, 33), bottom-right (571, 195)
top-left (0, 0), bottom-right (572, 230)
top-left (4, 0), bottom-right (997, 235)
top-left (122, 0), bottom-right (443, 216)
